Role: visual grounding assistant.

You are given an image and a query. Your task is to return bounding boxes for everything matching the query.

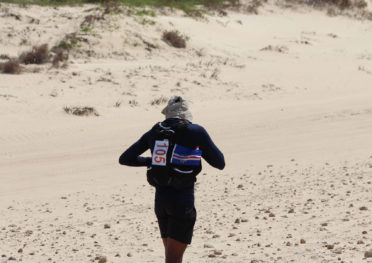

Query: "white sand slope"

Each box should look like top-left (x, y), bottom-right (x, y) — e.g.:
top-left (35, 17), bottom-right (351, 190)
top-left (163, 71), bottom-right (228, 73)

top-left (1, 2), bottom-right (372, 262)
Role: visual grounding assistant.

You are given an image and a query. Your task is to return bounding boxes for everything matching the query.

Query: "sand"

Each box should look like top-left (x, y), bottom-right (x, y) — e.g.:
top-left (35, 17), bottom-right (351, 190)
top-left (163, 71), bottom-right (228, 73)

top-left (1, 1), bottom-right (372, 262)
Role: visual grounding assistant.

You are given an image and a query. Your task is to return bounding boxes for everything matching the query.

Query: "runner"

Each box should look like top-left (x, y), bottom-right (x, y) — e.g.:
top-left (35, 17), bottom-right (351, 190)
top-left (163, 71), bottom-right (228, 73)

top-left (119, 96), bottom-right (225, 263)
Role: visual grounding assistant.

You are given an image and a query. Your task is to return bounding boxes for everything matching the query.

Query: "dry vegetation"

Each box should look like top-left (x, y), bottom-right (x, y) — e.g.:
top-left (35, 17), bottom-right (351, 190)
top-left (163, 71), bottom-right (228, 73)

top-left (52, 49), bottom-right (69, 68)
top-left (0, 54), bottom-right (10, 60)
top-left (64, 106), bottom-right (100, 117)
top-left (318, 0), bottom-right (367, 9)
top-left (280, 0), bottom-right (372, 20)
top-left (2, 0), bottom-right (118, 74)
top-left (283, 0), bottom-right (367, 9)
top-left (80, 14), bottom-right (101, 28)
top-left (1, 44), bottom-right (70, 74)
top-left (102, 0), bottom-right (122, 15)
top-left (19, 44), bottom-right (49, 65)
top-left (260, 45), bottom-right (289, 53)
top-left (0, 59), bottom-right (21, 74)
top-left (162, 31), bottom-right (186, 48)
top-left (114, 100), bottom-right (122, 107)
top-left (53, 33), bottom-right (88, 51)
top-left (150, 96), bottom-right (168, 106)
top-left (246, 0), bottom-right (268, 14)
top-left (128, 99), bottom-right (138, 107)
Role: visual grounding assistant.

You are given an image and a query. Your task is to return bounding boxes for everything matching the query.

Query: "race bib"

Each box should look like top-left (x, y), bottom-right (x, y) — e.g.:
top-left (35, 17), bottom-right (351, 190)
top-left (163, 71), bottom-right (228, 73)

top-left (152, 140), bottom-right (169, 166)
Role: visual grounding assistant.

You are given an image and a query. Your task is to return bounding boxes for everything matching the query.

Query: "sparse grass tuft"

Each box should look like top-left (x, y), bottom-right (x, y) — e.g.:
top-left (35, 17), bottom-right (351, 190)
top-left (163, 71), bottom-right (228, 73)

top-left (53, 33), bottom-right (87, 51)
top-left (136, 9), bottom-right (156, 17)
top-left (0, 54), bottom-right (10, 60)
top-left (162, 31), bottom-right (186, 48)
top-left (114, 100), bottom-right (122, 107)
top-left (102, 0), bottom-right (121, 15)
top-left (81, 26), bottom-right (92, 33)
top-left (81, 14), bottom-right (101, 27)
top-left (138, 18), bottom-right (156, 25)
top-left (150, 96), bottom-right (167, 105)
top-left (52, 49), bottom-right (69, 68)
top-left (128, 99), bottom-right (138, 107)
top-left (55, 41), bottom-right (73, 50)
top-left (285, 0), bottom-right (368, 10)
top-left (0, 59), bottom-right (21, 74)
top-left (246, 0), bottom-right (267, 14)
top-left (260, 45), bottom-right (288, 53)
top-left (64, 106), bottom-right (99, 116)
top-left (19, 44), bottom-right (49, 65)
top-left (0, 0), bottom-right (240, 16)
top-left (353, 0), bottom-right (367, 8)
top-left (20, 38), bottom-right (28, 45)
top-left (313, 0), bottom-right (352, 9)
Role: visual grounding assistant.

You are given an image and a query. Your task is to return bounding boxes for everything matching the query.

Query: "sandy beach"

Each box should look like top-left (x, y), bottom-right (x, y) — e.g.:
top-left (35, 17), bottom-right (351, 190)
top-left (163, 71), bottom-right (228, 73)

top-left (1, 1), bottom-right (372, 262)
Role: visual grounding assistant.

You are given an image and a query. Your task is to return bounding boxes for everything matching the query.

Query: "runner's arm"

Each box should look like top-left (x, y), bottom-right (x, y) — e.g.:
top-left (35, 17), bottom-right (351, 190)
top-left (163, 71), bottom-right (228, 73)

top-left (199, 127), bottom-right (225, 170)
top-left (119, 132), bottom-right (151, 167)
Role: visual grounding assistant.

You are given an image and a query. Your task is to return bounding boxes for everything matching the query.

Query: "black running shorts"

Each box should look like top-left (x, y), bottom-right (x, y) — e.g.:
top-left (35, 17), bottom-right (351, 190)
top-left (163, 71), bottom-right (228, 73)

top-left (155, 201), bottom-right (197, 244)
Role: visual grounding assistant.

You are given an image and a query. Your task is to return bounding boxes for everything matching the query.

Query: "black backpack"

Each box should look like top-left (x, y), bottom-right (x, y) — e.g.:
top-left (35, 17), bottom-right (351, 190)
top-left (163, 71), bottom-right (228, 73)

top-left (146, 120), bottom-right (202, 189)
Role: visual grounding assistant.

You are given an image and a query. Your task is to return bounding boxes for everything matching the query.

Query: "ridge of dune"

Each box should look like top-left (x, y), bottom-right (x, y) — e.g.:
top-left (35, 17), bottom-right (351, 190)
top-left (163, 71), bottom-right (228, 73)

top-left (1, 2), bottom-right (372, 262)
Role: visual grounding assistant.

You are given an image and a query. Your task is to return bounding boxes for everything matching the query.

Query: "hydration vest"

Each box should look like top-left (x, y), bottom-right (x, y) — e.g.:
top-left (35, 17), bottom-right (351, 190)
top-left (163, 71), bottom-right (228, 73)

top-left (146, 120), bottom-right (202, 189)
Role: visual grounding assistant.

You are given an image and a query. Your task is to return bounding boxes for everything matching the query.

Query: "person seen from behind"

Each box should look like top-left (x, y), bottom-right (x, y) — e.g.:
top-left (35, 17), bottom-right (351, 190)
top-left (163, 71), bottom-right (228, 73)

top-left (119, 96), bottom-right (225, 263)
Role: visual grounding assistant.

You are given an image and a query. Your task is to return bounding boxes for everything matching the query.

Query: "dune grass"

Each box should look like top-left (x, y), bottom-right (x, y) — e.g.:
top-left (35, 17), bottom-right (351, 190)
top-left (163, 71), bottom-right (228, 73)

top-left (0, 0), bottom-right (368, 12)
top-left (284, 0), bottom-right (368, 9)
top-left (0, 0), bottom-right (238, 11)
top-left (0, 0), bottom-right (241, 18)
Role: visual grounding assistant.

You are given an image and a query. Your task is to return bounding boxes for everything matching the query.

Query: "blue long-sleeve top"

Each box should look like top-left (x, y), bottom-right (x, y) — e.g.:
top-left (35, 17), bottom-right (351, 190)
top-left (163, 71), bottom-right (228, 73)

top-left (119, 118), bottom-right (225, 204)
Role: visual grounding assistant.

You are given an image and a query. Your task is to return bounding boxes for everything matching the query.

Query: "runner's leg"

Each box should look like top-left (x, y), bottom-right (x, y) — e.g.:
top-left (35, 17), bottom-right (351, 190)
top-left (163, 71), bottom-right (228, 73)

top-left (162, 238), bottom-right (168, 258)
top-left (166, 237), bottom-right (187, 263)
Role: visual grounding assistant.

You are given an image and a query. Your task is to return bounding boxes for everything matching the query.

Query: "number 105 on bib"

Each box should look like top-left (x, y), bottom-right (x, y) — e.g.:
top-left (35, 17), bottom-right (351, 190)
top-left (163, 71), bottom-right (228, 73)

top-left (152, 140), bottom-right (169, 166)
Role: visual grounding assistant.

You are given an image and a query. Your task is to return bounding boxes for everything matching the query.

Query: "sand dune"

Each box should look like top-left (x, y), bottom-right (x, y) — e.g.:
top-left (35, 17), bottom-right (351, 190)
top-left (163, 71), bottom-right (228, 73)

top-left (1, 2), bottom-right (372, 262)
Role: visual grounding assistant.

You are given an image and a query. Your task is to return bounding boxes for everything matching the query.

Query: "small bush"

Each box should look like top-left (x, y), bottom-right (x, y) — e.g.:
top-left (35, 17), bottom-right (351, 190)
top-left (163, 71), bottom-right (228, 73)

top-left (0, 54), bottom-right (10, 60)
top-left (19, 44), bottom-right (49, 65)
top-left (0, 59), bottom-right (21, 74)
top-left (162, 31), bottom-right (186, 48)
top-left (64, 106), bottom-right (99, 116)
